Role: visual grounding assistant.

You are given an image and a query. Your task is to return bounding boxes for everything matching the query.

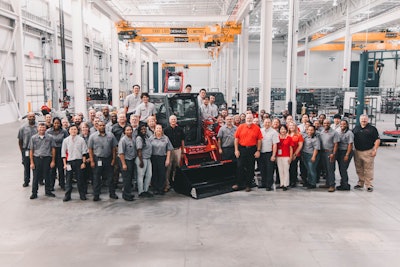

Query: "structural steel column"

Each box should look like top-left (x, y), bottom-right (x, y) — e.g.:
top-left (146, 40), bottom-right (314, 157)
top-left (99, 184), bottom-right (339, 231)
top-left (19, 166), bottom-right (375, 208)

top-left (239, 15), bottom-right (249, 114)
top-left (303, 37), bottom-right (310, 86)
top-left (259, 0), bottom-right (273, 113)
top-left (13, 0), bottom-right (26, 115)
top-left (135, 43), bottom-right (142, 86)
top-left (111, 24), bottom-right (120, 108)
top-left (285, 0), bottom-right (299, 116)
top-left (356, 51), bottom-right (368, 126)
top-left (226, 44), bottom-right (233, 108)
top-left (342, 5), bottom-right (352, 88)
top-left (71, 0), bottom-right (87, 115)
top-left (149, 54), bottom-right (154, 93)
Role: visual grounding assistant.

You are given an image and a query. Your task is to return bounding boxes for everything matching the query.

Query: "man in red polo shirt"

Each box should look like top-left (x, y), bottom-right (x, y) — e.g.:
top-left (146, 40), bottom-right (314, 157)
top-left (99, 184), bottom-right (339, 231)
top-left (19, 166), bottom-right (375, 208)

top-left (232, 113), bottom-right (262, 192)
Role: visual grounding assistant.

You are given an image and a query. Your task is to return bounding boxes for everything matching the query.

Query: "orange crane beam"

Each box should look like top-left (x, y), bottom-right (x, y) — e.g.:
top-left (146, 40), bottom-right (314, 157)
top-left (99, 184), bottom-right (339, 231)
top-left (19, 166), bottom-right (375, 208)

top-left (127, 35), bottom-right (235, 43)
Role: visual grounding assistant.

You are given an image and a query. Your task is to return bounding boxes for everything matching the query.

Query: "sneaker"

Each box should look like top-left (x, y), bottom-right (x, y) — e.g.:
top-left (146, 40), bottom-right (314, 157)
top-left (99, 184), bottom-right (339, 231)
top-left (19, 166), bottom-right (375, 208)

top-left (328, 186), bottom-right (335, 192)
top-left (63, 195), bottom-right (71, 202)
top-left (367, 187), bottom-right (374, 192)
top-left (354, 185), bottom-right (363, 190)
top-left (23, 182), bottom-right (29, 187)
top-left (109, 194), bottom-right (119, 200)
top-left (45, 192), bottom-right (56, 197)
top-left (93, 196), bottom-right (101, 201)
top-left (139, 192), bottom-right (147, 197)
top-left (30, 194), bottom-right (37, 199)
top-left (336, 185), bottom-right (350, 191)
top-left (145, 191), bottom-right (154, 197)
top-left (282, 186), bottom-right (288, 191)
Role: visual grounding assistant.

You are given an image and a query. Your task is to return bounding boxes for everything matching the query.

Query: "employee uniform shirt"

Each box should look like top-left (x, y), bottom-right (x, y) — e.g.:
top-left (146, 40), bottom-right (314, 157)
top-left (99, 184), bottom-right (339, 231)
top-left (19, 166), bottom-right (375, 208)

top-left (136, 136), bottom-right (152, 159)
top-left (235, 123), bottom-right (263, 147)
top-left (61, 135), bottom-right (88, 160)
top-left (200, 104), bottom-right (213, 120)
top-left (112, 123), bottom-right (127, 142)
top-left (331, 123), bottom-right (341, 132)
top-left (209, 103), bottom-right (219, 118)
top-left (302, 135), bottom-right (321, 154)
top-left (88, 132), bottom-right (118, 158)
top-left (290, 133), bottom-right (304, 157)
top-left (164, 125), bottom-right (185, 149)
top-left (352, 123), bottom-right (380, 151)
top-left (260, 127), bottom-right (279, 153)
top-left (319, 128), bottom-right (340, 151)
top-left (338, 130), bottom-right (354, 151)
top-left (149, 135), bottom-right (173, 156)
top-left (277, 136), bottom-right (294, 157)
top-left (18, 123), bottom-right (37, 149)
top-left (118, 135), bottom-right (137, 160)
top-left (124, 93), bottom-right (141, 114)
top-left (29, 134), bottom-right (56, 157)
top-left (46, 128), bottom-right (68, 148)
top-left (217, 125), bottom-right (237, 148)
top-left (135, 102), bottom-right (156, 123)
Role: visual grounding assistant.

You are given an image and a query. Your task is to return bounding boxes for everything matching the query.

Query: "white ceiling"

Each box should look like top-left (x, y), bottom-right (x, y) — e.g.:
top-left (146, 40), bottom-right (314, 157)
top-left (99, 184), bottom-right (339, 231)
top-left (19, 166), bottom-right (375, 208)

top-left (102, 0), bottom-right (400, 47)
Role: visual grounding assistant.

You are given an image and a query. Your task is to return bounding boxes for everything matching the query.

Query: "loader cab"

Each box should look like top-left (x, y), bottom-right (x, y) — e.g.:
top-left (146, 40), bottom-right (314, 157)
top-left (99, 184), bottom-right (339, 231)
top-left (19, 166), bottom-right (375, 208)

top-left (151, 93), bottom-right (202, 146)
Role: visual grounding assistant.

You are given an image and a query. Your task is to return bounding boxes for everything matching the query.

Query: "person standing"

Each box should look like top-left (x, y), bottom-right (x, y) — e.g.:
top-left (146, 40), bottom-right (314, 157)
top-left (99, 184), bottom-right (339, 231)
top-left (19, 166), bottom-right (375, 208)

top-left (149, 125), bottom-right (173, 195)
top-left (301, 125), bottom-right (320, 189)
top-left (318, 119), bottom-right (340, 192)
top-left (29, 123), bottom-right (56, 199)
top-left (288, 121), bottom-right (304, 187)
top-left (135, 93), bottom-right (156, 124)
top-left (258, 118), bottom-right (279, 191)
top-left (276, 125), bottom-right (294, 191)
top-left (336, 120), bottom-right (354, 191)
top-left (118, 125), bottom-right (137, 201)
top-left (217, 115), bottom-right (237, 161)
top-left (136, 124), bottom-right (153, 197)
top-left (46, 117), bottom-right (68, 190)
top-left (18, 112), bottom-right (37, 187)
top-left (124, 84), bottom-right (141, 122)
top-left (61, 124), bottom-right (88, 201)
top-left (232, 113), bottom-right (262, 192)
top-left (209, 95), bottom-right (219, 118)
top-left (164, 115), bottom-right (185, 192)
top-left (353, 114), bottom-right (380, 192)
top-left (197, 88), bottom-right (207, 107)
top-left (88, 121), bottom-right (118, 201)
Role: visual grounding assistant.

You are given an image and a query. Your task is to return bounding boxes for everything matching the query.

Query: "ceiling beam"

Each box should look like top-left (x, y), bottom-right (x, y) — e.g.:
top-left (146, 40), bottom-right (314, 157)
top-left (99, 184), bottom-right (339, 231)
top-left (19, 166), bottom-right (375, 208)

top-left (298, 6), bottom-right (400, 52)
top-left (298, 0), bottom-right (390, 39)
top-left (91, 0), bottom-right (124, 22)
top-left (123, 15), bottom-right (229, 23)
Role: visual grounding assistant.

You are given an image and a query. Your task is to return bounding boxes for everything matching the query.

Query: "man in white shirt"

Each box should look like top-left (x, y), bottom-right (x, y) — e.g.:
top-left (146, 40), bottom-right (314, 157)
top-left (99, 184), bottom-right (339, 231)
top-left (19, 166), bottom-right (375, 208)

top-left (124, 84), bottom-right (141, 122)
top-left (209, 95), bottom-right (219, 118)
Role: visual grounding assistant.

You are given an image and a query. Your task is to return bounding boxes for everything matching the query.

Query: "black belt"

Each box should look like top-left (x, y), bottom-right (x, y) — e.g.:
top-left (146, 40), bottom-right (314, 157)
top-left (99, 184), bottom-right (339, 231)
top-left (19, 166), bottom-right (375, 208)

top-left (239, 145), bottom-right (256, 149)
top-left (34, 156), bottom-right (51, 159)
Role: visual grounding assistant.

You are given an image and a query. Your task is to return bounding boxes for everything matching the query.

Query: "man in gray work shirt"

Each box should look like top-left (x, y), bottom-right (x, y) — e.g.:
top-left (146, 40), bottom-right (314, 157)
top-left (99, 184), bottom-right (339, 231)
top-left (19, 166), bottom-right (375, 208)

top-left (124, 84), bottom-right (141, 122)
top-left (29, 122), bottom-right (56, 199)
top-left (135, 92), bottom-right (156, 124)
top-left (18, 112), bottom-right (37, 187)
top-left (217, 115), bottom-right (237, 160)
top-left (318, 119), bottom-right (340, 192)
top-left (88, 121), bottom-right (118, 201)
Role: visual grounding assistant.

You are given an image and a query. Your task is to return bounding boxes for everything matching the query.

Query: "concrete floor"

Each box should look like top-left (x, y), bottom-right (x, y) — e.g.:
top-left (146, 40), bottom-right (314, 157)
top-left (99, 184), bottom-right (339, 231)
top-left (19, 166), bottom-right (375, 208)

top-left (1, 115), bottom-right (400, 267)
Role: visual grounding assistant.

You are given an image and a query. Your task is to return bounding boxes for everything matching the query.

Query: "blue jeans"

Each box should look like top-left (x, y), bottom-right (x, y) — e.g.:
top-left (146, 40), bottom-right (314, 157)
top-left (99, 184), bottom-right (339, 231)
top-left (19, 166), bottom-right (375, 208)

top-left (320, 151), bottom-right (336, 187)
top-left (336, 150), bottom-right (353, 188)
top-left (302, 152), bottom-right (319, 186)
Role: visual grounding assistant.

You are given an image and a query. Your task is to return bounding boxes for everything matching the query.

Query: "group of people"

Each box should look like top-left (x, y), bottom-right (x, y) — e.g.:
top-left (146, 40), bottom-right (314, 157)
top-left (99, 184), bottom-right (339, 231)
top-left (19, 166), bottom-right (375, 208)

top-left (229, 111), bottom-right (380, 193)
top-left (18, 83), bottom-right (380, 203)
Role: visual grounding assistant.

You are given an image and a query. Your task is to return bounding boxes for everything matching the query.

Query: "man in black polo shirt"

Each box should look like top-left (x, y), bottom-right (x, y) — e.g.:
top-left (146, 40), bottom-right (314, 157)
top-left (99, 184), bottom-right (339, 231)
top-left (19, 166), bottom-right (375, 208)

top-left (352, 114), bottom-right (380, 192)
top-left (164, 115), bottom-right (185, 192)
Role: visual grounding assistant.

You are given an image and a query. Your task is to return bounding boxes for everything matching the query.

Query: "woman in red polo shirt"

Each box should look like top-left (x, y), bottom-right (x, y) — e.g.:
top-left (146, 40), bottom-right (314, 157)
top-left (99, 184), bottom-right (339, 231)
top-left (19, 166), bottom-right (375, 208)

top-left (276, 125), bottom-right (294, 191)
top-left (288, 121), bottom-right (304, 187)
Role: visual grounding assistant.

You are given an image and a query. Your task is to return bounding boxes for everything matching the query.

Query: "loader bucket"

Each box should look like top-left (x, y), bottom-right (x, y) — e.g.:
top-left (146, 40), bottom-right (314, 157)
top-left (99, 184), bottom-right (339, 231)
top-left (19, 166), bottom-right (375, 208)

top-left (173, 160), bottom-right (237, 199)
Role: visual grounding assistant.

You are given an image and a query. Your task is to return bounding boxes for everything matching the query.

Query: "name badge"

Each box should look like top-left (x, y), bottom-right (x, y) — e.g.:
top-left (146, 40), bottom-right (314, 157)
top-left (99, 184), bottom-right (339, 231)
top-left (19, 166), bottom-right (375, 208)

top-left (66, 164), bottom-right (72, 171)
top-left (278, 149), bottom-right (282, 155)
top-left (25, 150), bottom-right (30, 157)
top-left (98, 160), bottom-right (102, 167)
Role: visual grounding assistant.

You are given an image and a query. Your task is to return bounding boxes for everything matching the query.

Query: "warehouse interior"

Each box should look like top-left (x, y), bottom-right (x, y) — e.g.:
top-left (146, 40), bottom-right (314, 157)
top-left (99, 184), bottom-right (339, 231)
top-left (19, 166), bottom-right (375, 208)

top-left (2, 0), bottom-right (400, 266)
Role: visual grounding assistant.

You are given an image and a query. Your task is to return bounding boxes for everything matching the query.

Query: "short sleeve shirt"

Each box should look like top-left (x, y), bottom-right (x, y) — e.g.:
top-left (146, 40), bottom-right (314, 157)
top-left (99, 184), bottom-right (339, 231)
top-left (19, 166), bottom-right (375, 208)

top-left (319, 128), bottom-right (340, 150)
top-left (235, 123), bottom-right (263, 147)
top-left (29, 134), bottom-right (56, 157)
top-left (302, 135), bottom-right (320, 154)
top-left (217, 125), bottom-right (237, 148)
top-left (135, 102), bottom-right (156, 123)
top-left (352, 123), bottom-right (380, 151)
top-left (124, 93), bottom-right (141, 113)
top-left (18, 124), bottom-right (37, 149)
top-left (149, 135), bottom-right (173, 156)
top-left (164, 125), bottom-right (185, 148)
top-left (61, 135), bottom-right (88, 161)
top-left (118, 135), bottom-right (137, 160)
top-left (260, 127), bottom-right (279, 153)
top-left (136, 136), bottom-right (152, 159)
top-left (338, 130), bottom-right (354, 151)
top-left (277, 136), bottom-right (294, 157)
top-left (46, 128), bottom-right (68, 148)
top-left (88, 132), bottom-right (118, 158)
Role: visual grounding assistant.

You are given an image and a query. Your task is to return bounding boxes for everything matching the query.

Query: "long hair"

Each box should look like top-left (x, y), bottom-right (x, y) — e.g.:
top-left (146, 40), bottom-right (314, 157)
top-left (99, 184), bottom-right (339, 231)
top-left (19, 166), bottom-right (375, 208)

top-left (137, 123), bottom-right (147, 147)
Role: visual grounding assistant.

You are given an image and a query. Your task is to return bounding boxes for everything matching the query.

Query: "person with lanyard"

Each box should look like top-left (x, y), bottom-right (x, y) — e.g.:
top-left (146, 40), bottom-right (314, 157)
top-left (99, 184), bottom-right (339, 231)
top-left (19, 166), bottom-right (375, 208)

top-left (111, 112), bottom-right (128, 188)
top-left (276, 125), bottom-right (294, 191)
top-left (79, 122), bottom-right (92, 194)
top-left (352, 114), bottom-right (380, 192)
top-left (88, 121), bottom-right (118, 201)
top-left (258, 118), bottom-right (279, 191)
top-left (124, 84), bottom-right (141, 122)
top-left (18, 112), bottom-right (37, 188)
top-left (46, 117), bottom-right (68, 191)
top-left (118, 125), bottom-right (137, 201)
top-left (232, 113), bottom-right (262, 192)
top-left (149, 124), bottom-right (173, 195)
top-left (318, 119), bottom-right (340, 192)
top-left (217, 115), bottom-right (237, 161)
top-left (61, 124), bottom-right (88, 201)
top-left (336, 119), bottom-right (354, 191)
top-left (136, 123), bottom-right (153, 197)
top-left (301, 125), bottom-right (320, 189)
top-left (29, 122), bottom-right (56, 199)
top-left (164, 115), bottom-right (185, 192)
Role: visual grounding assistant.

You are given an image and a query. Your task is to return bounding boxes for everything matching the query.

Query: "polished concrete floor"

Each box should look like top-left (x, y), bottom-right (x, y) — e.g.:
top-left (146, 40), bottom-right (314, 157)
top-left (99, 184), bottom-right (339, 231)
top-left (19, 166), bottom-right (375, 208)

top-left (2, 115), bottom-right (400, 267)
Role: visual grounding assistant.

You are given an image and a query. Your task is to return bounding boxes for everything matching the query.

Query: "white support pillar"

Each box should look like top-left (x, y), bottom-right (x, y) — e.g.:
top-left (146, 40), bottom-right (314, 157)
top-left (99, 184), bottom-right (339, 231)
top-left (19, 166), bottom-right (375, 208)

top-left (135, 43), bottom-right (142, 86)
top-left (111, 25), bottom-right (120, 109)
top-left (71, 0), bottom-right (87, 115)
top-left (48, 0), bottom-right (59, 110)
top-left (303, 37), bottom-right (310, 86)
top-left (226, 44), bottom-right (233, 108)
top-left (285, 0), bottom-right (299, 117)
top-left (149, 54), bottom-right (154, 93)
top-left (342, 5), bottom-right (352, 88)
top-left (219, 49), bottom-right (225, 94)
top-left (13, 0), bottom-right (26, 115)
top-left (158, 60), bottom-right (163, 93)
top-left (239, 15), bottom-right (249, 114)
top-left (259, 0), bottom-right (273, 114)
